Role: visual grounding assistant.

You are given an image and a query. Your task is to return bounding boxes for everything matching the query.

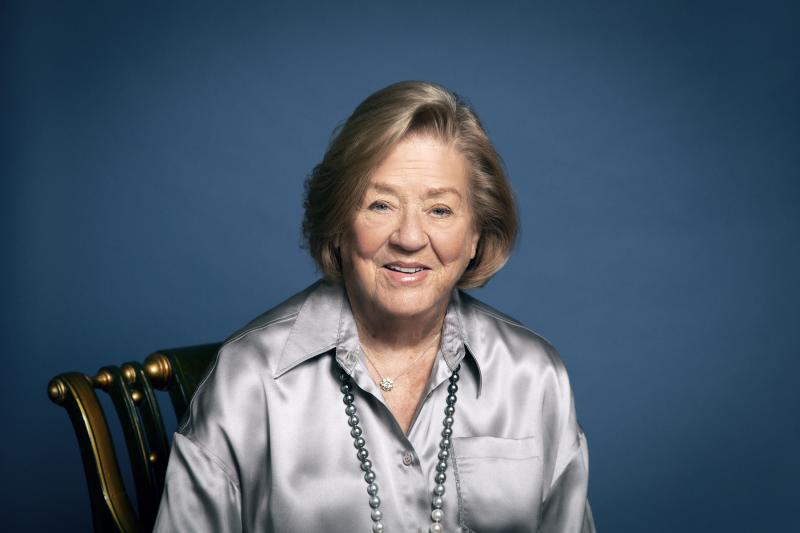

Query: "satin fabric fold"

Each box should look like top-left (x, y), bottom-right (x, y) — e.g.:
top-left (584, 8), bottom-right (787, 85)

top-left (154, 280), bottom-right (596, 532)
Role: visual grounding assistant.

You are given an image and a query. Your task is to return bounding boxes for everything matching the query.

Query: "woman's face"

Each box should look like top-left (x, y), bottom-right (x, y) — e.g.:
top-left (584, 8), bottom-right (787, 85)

top-left (340, 135), bottom-right (479, 322)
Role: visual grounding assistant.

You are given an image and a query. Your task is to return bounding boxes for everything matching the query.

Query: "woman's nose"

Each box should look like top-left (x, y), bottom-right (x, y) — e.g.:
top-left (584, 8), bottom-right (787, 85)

top-left (389, 209), bottom-right (428, 251)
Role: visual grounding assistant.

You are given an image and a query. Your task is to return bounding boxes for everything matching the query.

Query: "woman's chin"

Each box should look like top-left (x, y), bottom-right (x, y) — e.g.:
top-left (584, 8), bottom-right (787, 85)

top-left (371, 293), bottom-right (443, 322)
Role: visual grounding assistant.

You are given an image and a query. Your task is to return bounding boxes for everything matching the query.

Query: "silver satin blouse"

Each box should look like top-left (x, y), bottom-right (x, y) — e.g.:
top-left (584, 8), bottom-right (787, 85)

top-left (154, 280), bottom-right (596, 532)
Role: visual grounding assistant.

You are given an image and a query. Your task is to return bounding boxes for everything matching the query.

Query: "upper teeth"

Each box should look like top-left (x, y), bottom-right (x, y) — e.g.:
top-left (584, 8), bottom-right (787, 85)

top-left (388, 266), bottom-right (422, 273)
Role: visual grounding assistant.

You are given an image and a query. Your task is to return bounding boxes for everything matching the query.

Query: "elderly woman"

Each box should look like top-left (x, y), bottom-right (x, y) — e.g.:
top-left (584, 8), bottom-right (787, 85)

top-left (154, 81), bottom-right (595, 532)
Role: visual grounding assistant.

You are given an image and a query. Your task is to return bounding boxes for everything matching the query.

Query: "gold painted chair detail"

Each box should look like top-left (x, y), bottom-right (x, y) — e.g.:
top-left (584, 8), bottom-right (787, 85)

top-left (47, 343), bottom-right (221, 533)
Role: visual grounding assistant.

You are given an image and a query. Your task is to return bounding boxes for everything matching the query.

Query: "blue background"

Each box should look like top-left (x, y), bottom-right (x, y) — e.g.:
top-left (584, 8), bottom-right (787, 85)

top-left (2, 1), bottom-right (798, 531)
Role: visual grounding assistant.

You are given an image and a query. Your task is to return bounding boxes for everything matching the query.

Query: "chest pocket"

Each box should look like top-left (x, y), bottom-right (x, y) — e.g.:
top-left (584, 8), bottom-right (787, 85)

top-left (452, 436), bottom-right (543, 532)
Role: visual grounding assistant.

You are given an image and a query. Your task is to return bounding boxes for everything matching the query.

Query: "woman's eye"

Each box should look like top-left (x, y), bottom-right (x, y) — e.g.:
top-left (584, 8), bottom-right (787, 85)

top-left (369, 201), bottom-right (390, 212)
top-left (431, 206), bottom-right (453, 217)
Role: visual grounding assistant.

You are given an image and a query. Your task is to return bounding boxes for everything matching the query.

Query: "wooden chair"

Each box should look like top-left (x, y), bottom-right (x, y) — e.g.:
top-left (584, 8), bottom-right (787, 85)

top-left (47, 343), bottom-right (221, 532)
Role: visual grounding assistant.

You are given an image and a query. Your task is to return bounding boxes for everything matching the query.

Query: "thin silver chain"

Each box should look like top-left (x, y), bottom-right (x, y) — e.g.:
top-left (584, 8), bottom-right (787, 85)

top-left (361, 333), bottom-right (441, 391)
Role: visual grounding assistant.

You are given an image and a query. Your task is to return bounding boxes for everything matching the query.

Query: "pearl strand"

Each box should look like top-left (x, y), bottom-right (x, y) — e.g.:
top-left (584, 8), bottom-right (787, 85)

top-left (339, 365), bottom-right (461, 532)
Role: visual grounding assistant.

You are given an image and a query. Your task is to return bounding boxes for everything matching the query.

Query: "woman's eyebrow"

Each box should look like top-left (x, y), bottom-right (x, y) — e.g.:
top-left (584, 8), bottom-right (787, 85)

top-left (368, 182), bottom-right (462, 199)
top-left (424, 186), bottom-right (462, 199)
top-left (368, 182), bottom-right (400, 195)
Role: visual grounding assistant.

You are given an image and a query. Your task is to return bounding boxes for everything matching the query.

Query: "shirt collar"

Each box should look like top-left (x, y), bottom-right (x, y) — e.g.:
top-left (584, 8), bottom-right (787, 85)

top-left (273, 280), bottom-right (484, 394)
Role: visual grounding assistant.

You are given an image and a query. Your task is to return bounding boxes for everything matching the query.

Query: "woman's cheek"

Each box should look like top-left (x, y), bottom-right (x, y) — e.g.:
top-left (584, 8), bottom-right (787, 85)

top-left (431, 225), bottom-right (475, 266)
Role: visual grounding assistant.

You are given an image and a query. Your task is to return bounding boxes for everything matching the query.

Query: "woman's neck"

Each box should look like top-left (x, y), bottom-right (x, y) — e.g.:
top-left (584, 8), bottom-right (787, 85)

top-left (347, 294), bottom-right (447, 363)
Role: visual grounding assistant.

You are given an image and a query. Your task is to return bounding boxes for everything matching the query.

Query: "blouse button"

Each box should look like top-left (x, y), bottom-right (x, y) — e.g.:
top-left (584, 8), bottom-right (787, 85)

top-left (402, 451), bottom-right (414, 466)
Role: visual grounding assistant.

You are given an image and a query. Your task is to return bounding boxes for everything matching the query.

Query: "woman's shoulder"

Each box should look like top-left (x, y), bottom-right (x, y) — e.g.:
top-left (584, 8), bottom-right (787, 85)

top-left (226, 280), bottom-right (323, 344)
top-left (457, 290), bottom-right (567, 376)
top-left (178, 281), bottom-right (323, 432)
top-left (184, 280), bottom-right (324, 414)
top-left (214, 280), bottom-right (325, 366)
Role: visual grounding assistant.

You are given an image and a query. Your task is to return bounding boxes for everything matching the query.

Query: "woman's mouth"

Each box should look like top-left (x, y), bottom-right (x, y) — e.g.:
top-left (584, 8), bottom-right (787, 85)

top-left (385, 265), bottom-right (424, 274)
top-left (382, 263), bottom-right (430, 283)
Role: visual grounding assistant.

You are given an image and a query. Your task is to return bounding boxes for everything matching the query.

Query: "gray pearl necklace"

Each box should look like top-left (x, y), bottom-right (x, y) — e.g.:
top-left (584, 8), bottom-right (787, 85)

top-left (338, 365), bottom-right (461, 533)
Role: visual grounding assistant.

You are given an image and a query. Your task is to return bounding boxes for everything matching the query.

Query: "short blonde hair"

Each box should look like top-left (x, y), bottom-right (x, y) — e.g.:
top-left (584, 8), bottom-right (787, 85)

top-left (302, 81), bottom-right (518, 289)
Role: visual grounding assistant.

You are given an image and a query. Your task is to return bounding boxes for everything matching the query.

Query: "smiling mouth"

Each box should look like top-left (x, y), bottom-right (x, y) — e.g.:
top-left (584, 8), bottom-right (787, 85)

top-left (385, 265), bottom-right (425, 274)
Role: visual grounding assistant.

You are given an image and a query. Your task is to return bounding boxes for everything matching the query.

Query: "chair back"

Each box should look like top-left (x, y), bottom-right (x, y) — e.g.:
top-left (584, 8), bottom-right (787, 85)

top-left (48, 343), bottom-right (221, 532)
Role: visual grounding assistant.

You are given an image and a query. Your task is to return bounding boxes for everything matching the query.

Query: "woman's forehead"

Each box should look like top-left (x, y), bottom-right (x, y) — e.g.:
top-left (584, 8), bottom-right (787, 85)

top-left (365, 137), bottom-right (469, 196)
top-left (366, 180), bottom-right (465, 200)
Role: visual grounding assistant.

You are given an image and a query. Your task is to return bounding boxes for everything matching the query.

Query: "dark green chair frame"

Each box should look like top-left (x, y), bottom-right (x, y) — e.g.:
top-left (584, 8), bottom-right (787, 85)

top-left (47, 343), bottom-right (221, 532)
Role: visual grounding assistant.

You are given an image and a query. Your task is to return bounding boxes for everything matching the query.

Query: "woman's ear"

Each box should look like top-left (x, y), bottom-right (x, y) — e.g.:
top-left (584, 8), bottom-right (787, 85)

top-left (333, 234), bottom-right (344, 272)
top-left (469, 231), bottom-right (480, 260)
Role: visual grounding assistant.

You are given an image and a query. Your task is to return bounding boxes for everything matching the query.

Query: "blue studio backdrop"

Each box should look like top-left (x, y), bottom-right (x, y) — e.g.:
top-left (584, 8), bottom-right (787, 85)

top-left (2, 1), bottom-right (799, 532)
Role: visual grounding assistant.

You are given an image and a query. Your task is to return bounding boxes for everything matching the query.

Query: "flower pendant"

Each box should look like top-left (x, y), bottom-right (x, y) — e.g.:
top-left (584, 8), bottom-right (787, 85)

top-left (379, 378), bottom-right (394, 391)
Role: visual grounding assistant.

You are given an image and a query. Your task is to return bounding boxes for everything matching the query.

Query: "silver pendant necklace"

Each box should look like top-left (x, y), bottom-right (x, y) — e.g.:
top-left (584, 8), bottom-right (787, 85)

top-left (338, 364), bottom-right (461, 532)
top-left (361, 334), bottom-right (441, 392)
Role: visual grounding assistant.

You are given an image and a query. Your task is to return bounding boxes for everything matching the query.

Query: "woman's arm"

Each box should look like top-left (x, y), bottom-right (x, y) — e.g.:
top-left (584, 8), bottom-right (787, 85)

top-left (154, 433), bottom-right (243, 532)
top-left (538, 353), bottom-right (596, 533)
top-left (539, 428), bottom-right (595, 532)
top-left (153, 337), bottom-right (270, 532)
